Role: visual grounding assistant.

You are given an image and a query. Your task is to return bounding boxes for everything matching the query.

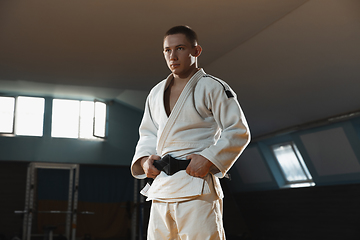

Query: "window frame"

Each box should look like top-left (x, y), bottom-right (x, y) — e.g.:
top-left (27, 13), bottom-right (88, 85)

top-left (271, 141), bottom-right (315, 188)
top-left (51, 98), bottom-right (107, 140)
top-left (15, 96), bottom-right (45, 137)
top-left (0, 95), bottom-right (45, 137)
top-left (93, 100), bottom-right (107, 139)
top-left (0, 96), bottom-right (16, 135)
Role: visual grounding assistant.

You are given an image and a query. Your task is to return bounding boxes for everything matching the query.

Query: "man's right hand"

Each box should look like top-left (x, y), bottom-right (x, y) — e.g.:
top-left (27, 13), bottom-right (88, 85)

top-left (140, 155), bottom-right (161, 179)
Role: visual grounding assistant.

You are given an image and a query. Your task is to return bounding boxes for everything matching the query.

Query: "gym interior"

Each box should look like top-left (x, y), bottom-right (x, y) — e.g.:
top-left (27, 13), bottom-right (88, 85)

top-left (1, 1), bottom-right (360, 240)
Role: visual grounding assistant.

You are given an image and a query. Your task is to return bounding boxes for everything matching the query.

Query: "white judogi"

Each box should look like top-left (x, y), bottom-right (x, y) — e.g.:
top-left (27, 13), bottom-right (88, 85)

top-left (148, 196), bottom-right (225, 240)
top-left (131, 69), bottom-right (250, 239)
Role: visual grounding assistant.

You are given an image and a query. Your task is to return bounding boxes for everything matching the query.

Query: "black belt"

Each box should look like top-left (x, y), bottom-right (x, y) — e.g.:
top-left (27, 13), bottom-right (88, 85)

top-left (153, 154), bottom-right (190, 176)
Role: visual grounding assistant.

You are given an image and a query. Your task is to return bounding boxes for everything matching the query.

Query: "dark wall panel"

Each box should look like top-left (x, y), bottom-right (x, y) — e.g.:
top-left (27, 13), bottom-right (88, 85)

top-left (0, 162), bottom-right (27, 239)
top-left (235, 184), bottom-right (360, 240)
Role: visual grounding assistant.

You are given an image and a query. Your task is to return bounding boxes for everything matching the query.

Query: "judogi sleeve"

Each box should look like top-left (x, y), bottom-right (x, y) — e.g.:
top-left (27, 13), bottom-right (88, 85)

top-left (199, 80), bottom-right (251, 178)
top-left (131, 95), bottom-right (158, 178)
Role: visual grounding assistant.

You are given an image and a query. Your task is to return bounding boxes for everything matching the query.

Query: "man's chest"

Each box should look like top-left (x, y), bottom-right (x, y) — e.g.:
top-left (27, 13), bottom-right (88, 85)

top-left (150, 87), bottom-right (213, 128)
top-left (164, 82), bottom-right (187, 117)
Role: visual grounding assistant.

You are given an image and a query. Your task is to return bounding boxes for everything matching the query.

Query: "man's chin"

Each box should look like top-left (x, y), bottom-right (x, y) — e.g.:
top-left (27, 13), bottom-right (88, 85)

top-left (171, 69), bottom-right (182, 75)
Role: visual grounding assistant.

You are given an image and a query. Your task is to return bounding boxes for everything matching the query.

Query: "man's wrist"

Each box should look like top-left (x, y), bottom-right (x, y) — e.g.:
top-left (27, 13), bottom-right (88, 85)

top-left (206, 160), bottom-right (214, 168)
top-left (140, 156), bottom-right (148, 168)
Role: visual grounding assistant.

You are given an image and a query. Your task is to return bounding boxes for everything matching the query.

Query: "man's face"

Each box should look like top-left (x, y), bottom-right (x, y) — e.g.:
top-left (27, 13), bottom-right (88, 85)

top-left (163, 34), bottom-right (199, 78)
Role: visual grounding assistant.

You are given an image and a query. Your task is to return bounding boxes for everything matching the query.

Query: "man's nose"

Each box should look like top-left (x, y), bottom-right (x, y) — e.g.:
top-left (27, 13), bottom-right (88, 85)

top-left (170, 50), bottom-right (177, 60)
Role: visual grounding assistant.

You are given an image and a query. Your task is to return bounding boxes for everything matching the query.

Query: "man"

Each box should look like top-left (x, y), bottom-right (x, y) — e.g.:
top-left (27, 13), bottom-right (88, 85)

top-left (131, 25), bottom-right (250, 239)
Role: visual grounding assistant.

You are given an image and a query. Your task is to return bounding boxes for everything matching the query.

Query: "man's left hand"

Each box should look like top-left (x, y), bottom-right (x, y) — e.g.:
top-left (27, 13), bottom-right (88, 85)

top-left (186, 154), bottom-right (214, 178)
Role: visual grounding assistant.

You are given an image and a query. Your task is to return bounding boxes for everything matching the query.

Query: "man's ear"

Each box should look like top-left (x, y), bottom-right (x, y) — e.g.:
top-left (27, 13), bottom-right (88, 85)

top-left (193, 45), bottom-right (202, 57)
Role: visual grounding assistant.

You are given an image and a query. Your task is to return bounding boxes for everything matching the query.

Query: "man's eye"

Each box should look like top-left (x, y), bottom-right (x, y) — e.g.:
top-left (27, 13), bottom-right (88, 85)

top-left (177, 47), bottom-right (184, 50)
top-left (165, 49), bottom-right (171, 53)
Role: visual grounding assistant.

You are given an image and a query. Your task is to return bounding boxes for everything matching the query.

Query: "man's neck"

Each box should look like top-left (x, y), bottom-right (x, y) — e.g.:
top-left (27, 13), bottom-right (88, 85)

top-left (173, 67), bottom-right (200, 85)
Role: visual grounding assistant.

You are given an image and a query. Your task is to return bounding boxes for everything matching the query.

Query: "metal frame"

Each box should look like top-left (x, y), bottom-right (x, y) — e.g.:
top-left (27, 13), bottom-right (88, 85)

top-left (22, 163), bottom-right (80, 240)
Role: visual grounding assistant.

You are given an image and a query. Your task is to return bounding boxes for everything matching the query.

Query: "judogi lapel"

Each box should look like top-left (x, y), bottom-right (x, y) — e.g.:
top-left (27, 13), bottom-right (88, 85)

top-left (157, 69), bottom-right (204, 156)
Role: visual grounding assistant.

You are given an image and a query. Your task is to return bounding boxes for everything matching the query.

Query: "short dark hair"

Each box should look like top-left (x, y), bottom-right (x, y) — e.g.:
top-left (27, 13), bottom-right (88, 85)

top-left (164, 25), bottom-right (198, 46)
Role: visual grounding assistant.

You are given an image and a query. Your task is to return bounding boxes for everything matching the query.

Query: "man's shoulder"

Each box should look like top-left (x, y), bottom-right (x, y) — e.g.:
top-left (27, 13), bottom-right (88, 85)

top-left (201, 73), bottom-right (224, 83)
top-left (148, 78), bottom-right (167, 95)
top-left (198, 73), bottom-right (235, 98)
top-left (198, 73), bottom-right (229, 90)
top-left (152, 78), bottom-right (167, 89)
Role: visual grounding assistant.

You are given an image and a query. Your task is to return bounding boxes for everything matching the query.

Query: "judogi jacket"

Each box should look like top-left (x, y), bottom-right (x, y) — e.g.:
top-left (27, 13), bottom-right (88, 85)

top-left (131, 69), bottom-right (250, 201)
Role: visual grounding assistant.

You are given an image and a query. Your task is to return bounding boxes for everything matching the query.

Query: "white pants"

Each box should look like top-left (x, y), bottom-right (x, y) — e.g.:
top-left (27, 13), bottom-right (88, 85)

top-left (147, 195), bottom-right (225, 240)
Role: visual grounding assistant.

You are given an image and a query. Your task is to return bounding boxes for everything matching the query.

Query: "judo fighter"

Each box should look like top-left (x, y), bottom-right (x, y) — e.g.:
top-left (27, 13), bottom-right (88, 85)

top-left (131, 25), bottom-right (251, 239)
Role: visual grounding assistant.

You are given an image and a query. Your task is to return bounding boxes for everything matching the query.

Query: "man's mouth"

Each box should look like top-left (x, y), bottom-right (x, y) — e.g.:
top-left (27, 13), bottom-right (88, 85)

top-left (171, 63), bottom-right (180, 68)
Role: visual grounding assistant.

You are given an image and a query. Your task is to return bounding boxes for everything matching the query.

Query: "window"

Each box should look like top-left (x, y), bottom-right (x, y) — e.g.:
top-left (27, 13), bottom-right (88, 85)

top-left (93, 101), bottom-right (107, 138)
top-left (272, 142), bottom-right (315, 188)
top-left (16, 97), bottom-right (45, 136)
top-left (51, 99), bottom-right (107, 139)
top-left (0, 97), bottom-right (15, 133)
top-left (0, 96), bottom-right (45, 136)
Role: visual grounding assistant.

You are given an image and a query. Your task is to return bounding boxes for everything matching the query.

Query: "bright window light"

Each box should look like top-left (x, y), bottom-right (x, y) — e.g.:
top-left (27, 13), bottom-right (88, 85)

top-left (15, 97), bottom-right (45, 136)
top-left (94, 101), bottom-right (107, 138)
top-left (52, 99), bottom-right (107, 139)
top-left (79, 101), bottom-right (94, 139)
top-left (0, 96), bottom-right (15, 133)
top-left (272, 142), bottom-right (314, 188)
top-left (289, 182), bottom-right (315, 188)
top-left (52, 99), bottom-right (80, 138)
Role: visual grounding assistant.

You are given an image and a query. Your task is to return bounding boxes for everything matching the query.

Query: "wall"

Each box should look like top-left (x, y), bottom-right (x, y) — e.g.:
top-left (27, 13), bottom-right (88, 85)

top-left (0, 162), bottom-right (27, 239)
top-left (0, 98), bottom-right (143, 166)
top-left (234, 183), bottom-right (360, 240)
top-left (228, 116), bottom-right (360, 192)
top-left (0, 161), bottom-right (135, 240)
top-left (3, 94), bottom-right (360, 239)
top-left (0, 98), bottom-right (143, 239)
top-left (6, 95), bottom-right (360, 190)
top-left (225, 116), bottom-right (360, 239)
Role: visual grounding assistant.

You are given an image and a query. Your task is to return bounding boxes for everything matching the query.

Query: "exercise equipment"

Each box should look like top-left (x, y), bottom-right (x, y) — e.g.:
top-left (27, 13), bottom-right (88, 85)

top-left (17, 163), bottom-right (80, 240)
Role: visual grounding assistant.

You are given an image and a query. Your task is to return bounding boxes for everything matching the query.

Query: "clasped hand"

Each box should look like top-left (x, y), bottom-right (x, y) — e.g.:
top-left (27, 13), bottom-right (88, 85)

top-left (140, 154), bottom-right (213, 179)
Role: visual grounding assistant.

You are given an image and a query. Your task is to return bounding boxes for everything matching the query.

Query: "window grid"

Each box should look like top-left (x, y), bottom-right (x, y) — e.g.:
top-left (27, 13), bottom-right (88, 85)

top-left (0, 96), bottom-right (44, 136)
top-left (52, 99), bottom-right (106, 140)
top-left (1, 96), bottom-right (107, 140)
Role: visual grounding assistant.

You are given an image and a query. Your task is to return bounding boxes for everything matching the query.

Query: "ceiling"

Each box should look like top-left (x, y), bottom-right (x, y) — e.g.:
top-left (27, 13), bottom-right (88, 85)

top-left (1, 0), bottom-right (360, 138)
